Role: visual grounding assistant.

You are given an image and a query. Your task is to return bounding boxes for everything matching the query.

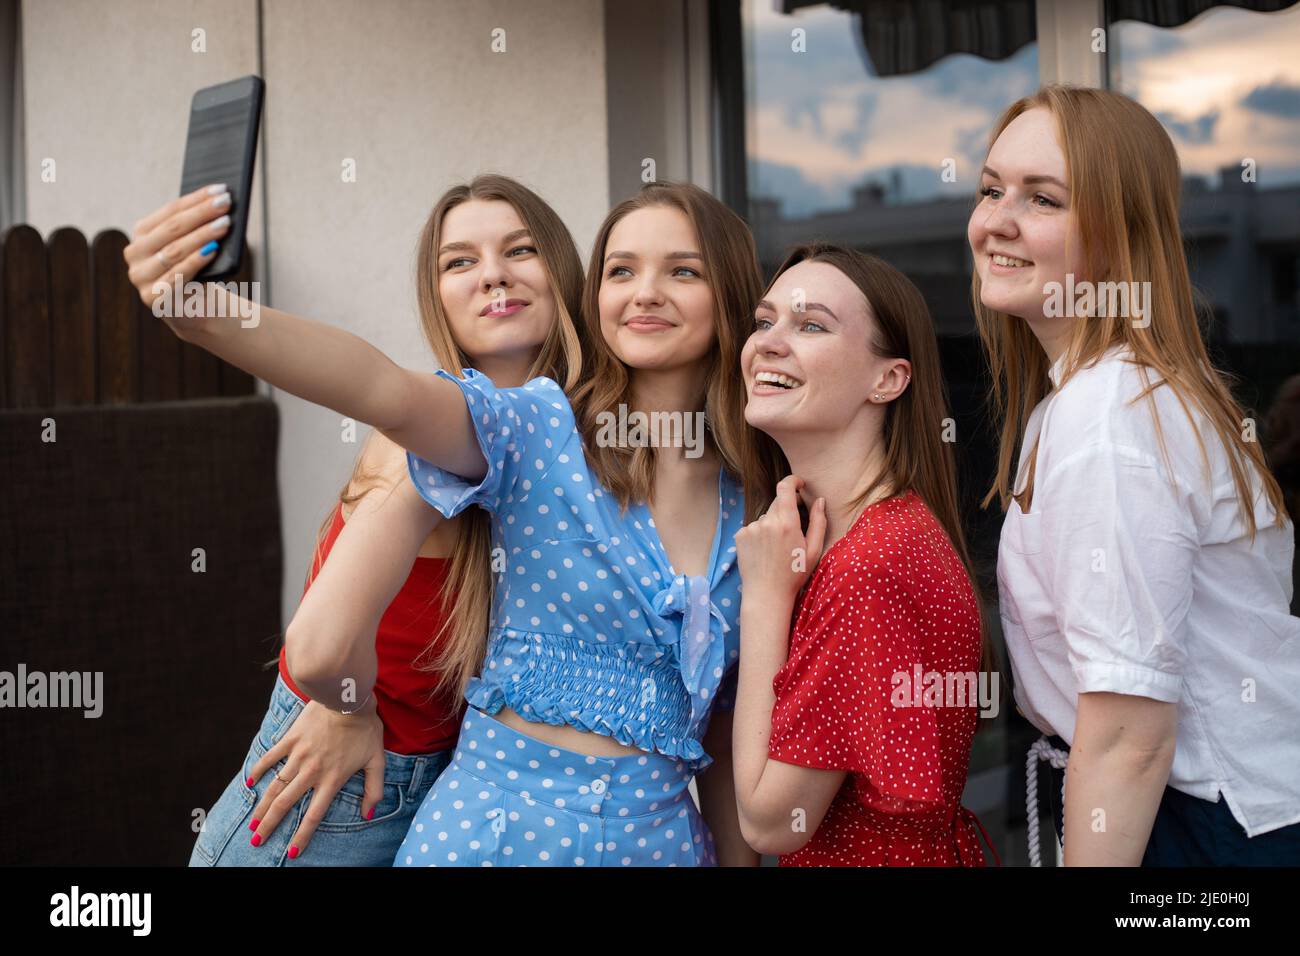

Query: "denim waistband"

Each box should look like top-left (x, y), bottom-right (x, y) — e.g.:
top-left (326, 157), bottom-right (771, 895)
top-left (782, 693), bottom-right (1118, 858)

top-left (263, 673), bottom-right (451, 800)
top-left (448, 706), bottom-right (694, 819)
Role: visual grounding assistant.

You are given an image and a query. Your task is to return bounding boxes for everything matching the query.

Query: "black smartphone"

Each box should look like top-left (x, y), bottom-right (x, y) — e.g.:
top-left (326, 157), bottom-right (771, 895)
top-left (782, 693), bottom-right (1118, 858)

top-left (179, 75), bottom-right (264, 280)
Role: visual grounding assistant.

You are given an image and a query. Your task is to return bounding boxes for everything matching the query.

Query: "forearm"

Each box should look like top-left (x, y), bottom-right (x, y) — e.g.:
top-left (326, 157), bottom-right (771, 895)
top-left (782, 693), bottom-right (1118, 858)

top-left (287, 485), bottom-right (440, 706)
top-left (732, 598), bottom-right (798, 847)
top-left (697, 713), bottom-right (760, 866)
top-left (178, 285), bottom-right (481, 473)
top-left (183, 285), bottom-right (412, 433)
top-left (1063, 693), bottom-right (1177, 866)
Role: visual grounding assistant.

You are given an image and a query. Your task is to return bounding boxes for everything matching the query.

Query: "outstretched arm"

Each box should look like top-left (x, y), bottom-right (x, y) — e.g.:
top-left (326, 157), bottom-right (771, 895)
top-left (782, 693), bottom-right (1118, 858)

top-left (124, 186), bottom-right (484, 478)
top-left (285, 432), bottom-right (445, 708)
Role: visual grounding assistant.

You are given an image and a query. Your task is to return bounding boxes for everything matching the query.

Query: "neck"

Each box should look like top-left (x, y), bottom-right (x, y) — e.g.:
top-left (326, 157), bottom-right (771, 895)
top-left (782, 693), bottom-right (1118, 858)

top-left (774, 411), bottom-right (891, 549)
top-left (1020, 312), bottom-right (1076, 371)
top-left (630, 363), bottom-right (707, 416)
top-left (473, 353), bottom-right (536, 389)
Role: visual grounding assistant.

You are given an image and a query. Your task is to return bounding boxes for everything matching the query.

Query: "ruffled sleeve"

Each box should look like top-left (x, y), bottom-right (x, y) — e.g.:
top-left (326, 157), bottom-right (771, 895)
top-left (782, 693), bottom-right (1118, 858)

top-left (405, 368), bottom-right (572, 519)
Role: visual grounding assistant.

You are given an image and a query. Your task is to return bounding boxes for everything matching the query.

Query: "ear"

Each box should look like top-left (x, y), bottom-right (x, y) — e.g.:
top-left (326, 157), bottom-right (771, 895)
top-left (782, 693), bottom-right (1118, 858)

top-left (874, 358), bottom-right (912, 400)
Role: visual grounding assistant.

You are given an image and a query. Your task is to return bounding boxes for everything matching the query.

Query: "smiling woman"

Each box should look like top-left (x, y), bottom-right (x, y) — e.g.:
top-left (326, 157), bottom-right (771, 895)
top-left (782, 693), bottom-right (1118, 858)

top-left (971, 85), bottom-right (1300, 867)
top-left (731, 242), bottom-right (996, 866)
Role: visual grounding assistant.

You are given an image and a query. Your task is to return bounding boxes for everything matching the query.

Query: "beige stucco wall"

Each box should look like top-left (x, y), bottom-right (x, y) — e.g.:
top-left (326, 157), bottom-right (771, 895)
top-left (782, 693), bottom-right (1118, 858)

top-left (22, 0), bottom-right (609, 626)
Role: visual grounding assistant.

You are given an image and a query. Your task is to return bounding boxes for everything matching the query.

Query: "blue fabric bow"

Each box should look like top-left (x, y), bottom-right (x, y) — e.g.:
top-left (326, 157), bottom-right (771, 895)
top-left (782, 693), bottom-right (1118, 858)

top-left (652, 573), bottom-right (732, 736)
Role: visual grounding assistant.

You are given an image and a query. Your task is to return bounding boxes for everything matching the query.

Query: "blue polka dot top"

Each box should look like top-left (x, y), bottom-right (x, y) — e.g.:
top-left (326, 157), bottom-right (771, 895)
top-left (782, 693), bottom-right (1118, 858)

top-left (407, 369), bottom-right (744, 771)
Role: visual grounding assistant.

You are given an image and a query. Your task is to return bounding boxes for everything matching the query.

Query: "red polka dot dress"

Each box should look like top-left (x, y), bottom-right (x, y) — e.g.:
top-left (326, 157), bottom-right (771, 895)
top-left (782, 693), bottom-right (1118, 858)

top-left (768, 490), bottom-right (995, 866)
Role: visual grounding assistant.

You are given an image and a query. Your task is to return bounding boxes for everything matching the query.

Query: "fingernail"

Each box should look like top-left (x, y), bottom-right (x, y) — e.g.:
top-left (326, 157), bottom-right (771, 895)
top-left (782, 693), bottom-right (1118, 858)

top-left (245, 776), bottom-right (255, 787)
top-left (250, 833), bottom-right (263, 847)
top-left (210, 214), bottom-right (231, 232)
top-left (200, 240), bottom-right (218, 256)
top-left (212, 192), bottom-right (232, 209)
top-left (288, 845), bottom-right (300, 860)
top-left (206, 183), bottom-right (228, 195)
top-left (248, 818), bottom-right (260, 831)
top-left (366, 807), bottom-right (375, 820)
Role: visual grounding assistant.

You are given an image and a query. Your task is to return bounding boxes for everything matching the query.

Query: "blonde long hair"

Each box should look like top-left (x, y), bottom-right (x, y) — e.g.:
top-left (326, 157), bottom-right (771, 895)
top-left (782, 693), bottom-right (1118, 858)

top-left (569, 182), bottom-right (788, 523)
top-left (314, 174), bottom-right (588, 707)
top-left (973, 85), bottom-right (1289, 535)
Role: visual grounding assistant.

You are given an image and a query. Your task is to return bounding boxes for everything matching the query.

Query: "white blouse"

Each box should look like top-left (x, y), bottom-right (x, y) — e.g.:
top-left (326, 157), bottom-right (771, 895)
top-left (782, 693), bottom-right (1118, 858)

top-left (998, 343), bottom-right (1300, 837)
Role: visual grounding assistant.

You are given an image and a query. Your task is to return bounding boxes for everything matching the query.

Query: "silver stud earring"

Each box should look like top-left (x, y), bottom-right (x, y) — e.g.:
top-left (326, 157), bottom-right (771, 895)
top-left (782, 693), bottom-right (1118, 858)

top-left (874, 393), bottom-right (884, 401)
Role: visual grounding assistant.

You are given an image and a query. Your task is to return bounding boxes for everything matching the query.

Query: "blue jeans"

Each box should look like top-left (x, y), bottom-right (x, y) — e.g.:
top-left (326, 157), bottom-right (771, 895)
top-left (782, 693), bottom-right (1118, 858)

top-left (189, 674), bottom-right (453, 866)
top-left (1044, 735), bottom-right (1300, 866)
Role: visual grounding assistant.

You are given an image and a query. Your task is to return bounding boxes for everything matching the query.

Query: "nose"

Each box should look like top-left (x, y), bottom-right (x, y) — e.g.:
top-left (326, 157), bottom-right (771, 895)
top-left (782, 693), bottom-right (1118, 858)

top-left (979, 199), bottom-right (1019, 241)
top-left (632, 272), bottom-right (665, 308)
top-left (480, 253), bottom-right (513, 293)
top-left (751, 318), bottom-right (792, 357)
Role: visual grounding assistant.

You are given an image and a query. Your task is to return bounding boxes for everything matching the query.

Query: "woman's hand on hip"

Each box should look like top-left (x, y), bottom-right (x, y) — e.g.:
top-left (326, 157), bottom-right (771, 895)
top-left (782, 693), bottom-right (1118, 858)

top-left (245, 699), bottom-right (387, 860)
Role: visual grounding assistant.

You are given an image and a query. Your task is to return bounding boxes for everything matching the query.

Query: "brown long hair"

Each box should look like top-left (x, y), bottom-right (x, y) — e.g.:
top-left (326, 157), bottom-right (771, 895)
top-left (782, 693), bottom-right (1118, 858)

top-left (570, 181), bottom-right (787, 522)
top-left (973, 85), bottom-right (1289, 534)
top-left (768, 242), bottom-right (993, 677)
top-left (310, 174), bottom-right (589, 706)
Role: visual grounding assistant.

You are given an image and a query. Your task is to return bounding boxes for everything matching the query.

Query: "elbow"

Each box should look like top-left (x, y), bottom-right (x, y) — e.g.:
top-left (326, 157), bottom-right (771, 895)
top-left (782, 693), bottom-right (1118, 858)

top-left (1115, 736), bottom-right (1177, 780)
top-left (283, 620), bottom-right (339, 698)
top-left (737, 806), bottom-right (809, 857)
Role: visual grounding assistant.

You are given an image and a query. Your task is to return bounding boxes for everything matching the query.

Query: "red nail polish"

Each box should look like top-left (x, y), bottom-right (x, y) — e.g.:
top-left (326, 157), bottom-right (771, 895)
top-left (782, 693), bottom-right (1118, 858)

top-left (246, 776), bottom-right (255, 787)
top-left (288, 845), bottom-right (299, 860)
top-left (366, 807), bottom-right (375, 820)
top-left (250, 833), bottom-right (262, 847)
top-left (248, 818), bottom-right (260, 831)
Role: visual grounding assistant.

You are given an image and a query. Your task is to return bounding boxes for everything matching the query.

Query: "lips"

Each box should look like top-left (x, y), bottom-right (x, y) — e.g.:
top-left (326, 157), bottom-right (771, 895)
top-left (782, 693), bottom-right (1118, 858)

top-left (481, 298), bottom-right (529, 317)
top-left (752, 369), bottom-right (804, 395)
top-left (625, 315), bottom-right (674, 331)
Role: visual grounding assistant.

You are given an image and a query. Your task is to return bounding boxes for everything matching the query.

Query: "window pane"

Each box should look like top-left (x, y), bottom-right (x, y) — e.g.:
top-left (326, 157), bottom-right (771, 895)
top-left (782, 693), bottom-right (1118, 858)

top-left (737, 0), bottom-right (1042, 865)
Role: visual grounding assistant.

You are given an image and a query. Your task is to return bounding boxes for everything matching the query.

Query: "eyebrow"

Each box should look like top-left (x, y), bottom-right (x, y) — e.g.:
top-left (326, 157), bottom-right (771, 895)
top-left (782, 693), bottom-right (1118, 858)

top-left (755, 299), bottom-right (840, 322)
top-left (604, 250), bottom-right (703, 263)
top-left (438, 228), bottom-right (533, 256)
top-left (981, 165), bottom-right (1068, 190)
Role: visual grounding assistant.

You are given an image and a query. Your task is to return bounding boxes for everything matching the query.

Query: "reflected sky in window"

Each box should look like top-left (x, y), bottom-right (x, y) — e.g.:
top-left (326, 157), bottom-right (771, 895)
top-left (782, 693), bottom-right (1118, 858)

top-left (744, 0), bottom-right (1038, 217)
top-left (1111, 4), bottom-right (1300, 189)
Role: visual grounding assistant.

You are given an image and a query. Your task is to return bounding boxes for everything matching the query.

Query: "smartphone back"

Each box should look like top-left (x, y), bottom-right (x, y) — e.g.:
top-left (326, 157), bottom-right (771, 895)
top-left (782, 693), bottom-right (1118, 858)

top-left (179, 75), bottom-right (264, 280)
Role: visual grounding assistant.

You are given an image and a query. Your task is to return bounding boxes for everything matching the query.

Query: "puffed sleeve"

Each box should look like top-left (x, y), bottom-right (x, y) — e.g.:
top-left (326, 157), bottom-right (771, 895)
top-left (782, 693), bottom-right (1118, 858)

top-left (1037, 440), bottom-right (1196, 702)
top-left (405, 368), bottom-right (572, 518)
top-left (768, 563), bottom-right (947, 813)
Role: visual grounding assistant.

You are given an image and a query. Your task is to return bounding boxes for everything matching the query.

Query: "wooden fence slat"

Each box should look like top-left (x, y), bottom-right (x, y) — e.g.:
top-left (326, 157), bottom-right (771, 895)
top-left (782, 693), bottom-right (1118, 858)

top-left (47, 227), bottom-right (96, 406)
top-left (0, 227), bottom-right (6, 406)
top-left (3, 224), bottom-right (53, 408)
top-left (137, 268), bottom-right (182, 402)
top-left (91, 230), bottom-right (137, 405)
top-left (181, 339), bottom-right (221, 399)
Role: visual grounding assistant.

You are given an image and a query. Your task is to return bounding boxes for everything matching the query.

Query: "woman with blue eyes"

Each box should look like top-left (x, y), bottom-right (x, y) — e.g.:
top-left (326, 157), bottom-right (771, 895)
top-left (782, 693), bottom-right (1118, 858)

top-left (127, 179), bottom-right (780, 866)
top-left (729, 243), bottom-right (997, 866)
top-left (971, 85), bottom-right (1300, 866)
top-left (126, 174), bottom-right (591, 867)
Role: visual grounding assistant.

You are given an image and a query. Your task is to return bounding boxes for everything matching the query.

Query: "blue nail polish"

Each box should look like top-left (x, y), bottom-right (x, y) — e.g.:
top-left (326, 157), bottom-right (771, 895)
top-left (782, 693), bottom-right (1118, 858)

top-left (200, 240), bottom-right (218, 256)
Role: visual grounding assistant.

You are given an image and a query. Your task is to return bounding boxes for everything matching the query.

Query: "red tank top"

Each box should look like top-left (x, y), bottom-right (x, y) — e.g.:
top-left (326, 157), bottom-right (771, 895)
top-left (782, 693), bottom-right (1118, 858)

top-left (277, 502), bottom-right (466, 755)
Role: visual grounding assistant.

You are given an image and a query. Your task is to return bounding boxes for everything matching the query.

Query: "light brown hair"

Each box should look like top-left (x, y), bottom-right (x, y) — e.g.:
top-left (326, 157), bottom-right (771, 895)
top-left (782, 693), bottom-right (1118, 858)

top-left (312, 174), bottom-right (589, 706)
top-left (570, 181), bottom-right (787, 522)
top-left (973, 85), bottom-right (1289, 535)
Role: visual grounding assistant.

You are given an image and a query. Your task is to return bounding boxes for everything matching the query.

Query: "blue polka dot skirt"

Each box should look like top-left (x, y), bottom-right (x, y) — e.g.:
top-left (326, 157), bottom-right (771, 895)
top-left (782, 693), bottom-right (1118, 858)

top-left (393, 706), bottom-right (718, 867)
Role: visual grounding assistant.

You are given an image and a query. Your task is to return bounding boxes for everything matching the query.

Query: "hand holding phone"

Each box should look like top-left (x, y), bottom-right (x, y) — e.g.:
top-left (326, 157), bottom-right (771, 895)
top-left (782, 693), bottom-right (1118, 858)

top-left (178, 74), bottom-right (263, 279)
